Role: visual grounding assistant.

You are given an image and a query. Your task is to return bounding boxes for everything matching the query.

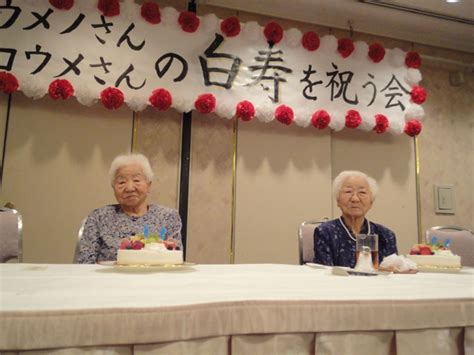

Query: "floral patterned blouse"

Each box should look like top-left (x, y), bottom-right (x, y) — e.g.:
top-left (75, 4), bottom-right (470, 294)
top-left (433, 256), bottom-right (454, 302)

top-left (76, 204), bottom-right (182, 264)
top-left (313, 217), bottom-right (398, 268)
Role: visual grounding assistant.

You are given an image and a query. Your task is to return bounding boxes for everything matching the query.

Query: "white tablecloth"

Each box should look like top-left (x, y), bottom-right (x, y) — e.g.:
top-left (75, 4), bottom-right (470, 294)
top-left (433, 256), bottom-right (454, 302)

top-left (1, 263), bottom-right (473, 354)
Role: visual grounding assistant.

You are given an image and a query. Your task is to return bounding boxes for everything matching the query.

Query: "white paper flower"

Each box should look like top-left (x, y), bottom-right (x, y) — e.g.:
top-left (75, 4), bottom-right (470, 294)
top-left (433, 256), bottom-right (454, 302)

top-left (353, 41), bottom-right (369, 61)
top-left (257, 104), bottom-right (275, 123)
top-left (202, 14), bottom-right (219, 35)
top-left (329, 111), bottom-right (345, 131)
top-left (75, 84), bottom-right (98, 106)
top-left (319, 35), bottom-right (337, 55)
top-left (358, 113), bottom-right (375, 131)
top-left (389, 117), bottom-right (404, 134)
top-left (242, 22), bottom-right (262, 42)
top-left (285, 28), bottom-right (302, 48)
top-left (161, 7), bottom-right (179, 27)
top-left (215, 102), bottom-right (234, 119)
top-left (126, 94), bottom-right (148, 112)
top-left (17, 75), bottom-right (47, 100)
top-left (388, 48), bottom-right (405, 68)
top-left (405, 68), bottom-right (422, 86)
top-left (121, 0), bottom-right (140, 22)
top-left (293, 108), bottom-right (311, 127)
top-left (405, 104), bottom-right (425, 120)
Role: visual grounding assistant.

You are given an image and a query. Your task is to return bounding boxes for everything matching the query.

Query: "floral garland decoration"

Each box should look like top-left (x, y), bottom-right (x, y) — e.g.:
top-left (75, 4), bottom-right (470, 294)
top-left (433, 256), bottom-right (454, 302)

top-left (368, 43), bottom-right (385, 63)
top-left (149, 88), bottom-right (172, 111)
top-left (0, 71), bottom-right (19, 94)
top-left (311, 110), bottom-right (330, 129)
top-left (235, 100), bottom-right (255, 121)
top-left (49, 0), bottom-right (74, 10)
top-left (141, 2), bottom-right (161, 25)
top-left (221, 17), bottom-right (241, 37)
top-left (337, 38), bottom-right (354, 58)
top-left (101, 87), bottom-right (124, 110)
top-left (178, 11), bottom-right (200, 33)
top-left (264, 22), bottom-right (284, 45)
top-left (405, 51), bottom-right (422, 69)
top-left (302, 31), bottom-right (320, 51)
top-left (410, 86), bottom-right (427, 104)
top-left (404, 119), bottom-right (422, 136)
top-left (345, 110), bottom-right (362, 128)
top-left (195, 93), bottom-right (216, 114)
top-left (373, 114), bottom-right (389, 134)
top-left (48, 79), bottom-right (74, 100)
top-left (275, 105), bottom-right (294, 125)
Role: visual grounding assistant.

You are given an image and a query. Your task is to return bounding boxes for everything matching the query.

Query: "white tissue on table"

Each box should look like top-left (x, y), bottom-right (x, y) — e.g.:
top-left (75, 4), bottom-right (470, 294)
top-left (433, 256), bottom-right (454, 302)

top-left (380, 254), bottom-right (417, 272)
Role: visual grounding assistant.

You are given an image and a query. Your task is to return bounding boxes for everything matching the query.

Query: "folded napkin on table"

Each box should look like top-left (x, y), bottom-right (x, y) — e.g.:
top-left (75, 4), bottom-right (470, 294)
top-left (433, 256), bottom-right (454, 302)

top-left (380, 254), bottom-right (417, 273)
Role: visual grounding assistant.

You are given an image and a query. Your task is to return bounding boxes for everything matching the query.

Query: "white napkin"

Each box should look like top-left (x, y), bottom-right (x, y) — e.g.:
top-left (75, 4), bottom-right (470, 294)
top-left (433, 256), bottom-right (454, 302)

top-left (380, 254), bottom-right (417, 272)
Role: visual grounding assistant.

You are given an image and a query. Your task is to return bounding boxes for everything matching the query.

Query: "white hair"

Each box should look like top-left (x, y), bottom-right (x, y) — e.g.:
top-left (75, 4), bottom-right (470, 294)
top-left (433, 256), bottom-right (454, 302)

top-left (332, 170), bottom-right (378, 201)
top-left (109, 153), bottom-right (154, 185)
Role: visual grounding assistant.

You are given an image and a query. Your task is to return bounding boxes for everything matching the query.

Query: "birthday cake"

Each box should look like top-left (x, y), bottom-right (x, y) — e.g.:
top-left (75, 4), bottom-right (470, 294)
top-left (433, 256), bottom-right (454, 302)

top-left (117, 236), bottom-right (183, 266)
top-left (406, 242), bottom-right (461, 271)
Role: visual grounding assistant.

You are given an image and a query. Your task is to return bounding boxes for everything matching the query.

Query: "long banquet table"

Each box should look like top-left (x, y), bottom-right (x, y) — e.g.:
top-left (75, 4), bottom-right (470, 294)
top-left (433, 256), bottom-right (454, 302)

top-left (0, 263), bottom-right (473, 355)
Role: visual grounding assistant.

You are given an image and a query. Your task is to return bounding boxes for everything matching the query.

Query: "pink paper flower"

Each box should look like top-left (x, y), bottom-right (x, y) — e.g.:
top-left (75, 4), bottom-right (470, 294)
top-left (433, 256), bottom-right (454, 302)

top-left (345, 110), bottom-right (362, 128)
top-left (235, 100), bottom-right (255, 121)
top-left (275, 105), bottom-right (294, 125)
top-left (221, 16), bottom-right (241, 37)
top-left (410, 86), bottom-right (427, 104)
top-left (48, 79), bottom-right (74, 100)
top-left (373, 114), bottom-right (389, 134)
top-left (404, 119), bottom-right (422, 136)
top-left (49, 0), bottom-right (74, 10)
top-left (264, 22), bottom-right (283, 45)
top-left (368, 43), bottom-right (385, 63)
top-left (141, 2), bottom-right (161, 24)
top-left (302, 31), bottom-right (320, 51)
top-left (195, 93), bottom-right (216, 114)
top-left (405, 51), bottom-right (422, 69)
top-left (311, 110), bottom-right (330, 129)
top-left (101, 87), bottom-right (124, 110)
top-left (337, 38), bottom-right (354, 58)
top-left (178, 11), bottom-right (200, 33)
top-left (149, 88), bottom-right (172, 111)
top-left (0, 71), bottom-right (19, 94)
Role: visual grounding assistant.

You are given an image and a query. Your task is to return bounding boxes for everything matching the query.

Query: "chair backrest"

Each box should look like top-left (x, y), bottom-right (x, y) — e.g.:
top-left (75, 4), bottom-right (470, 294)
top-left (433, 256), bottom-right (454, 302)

top-left (0, 208), bottom-right (23, 263)
top-left (426, 226), bottom-right (474, 267)
top-left (73, 218), bottom-right (87, 263)
top-left (298, 219), bottom-right (328, 265)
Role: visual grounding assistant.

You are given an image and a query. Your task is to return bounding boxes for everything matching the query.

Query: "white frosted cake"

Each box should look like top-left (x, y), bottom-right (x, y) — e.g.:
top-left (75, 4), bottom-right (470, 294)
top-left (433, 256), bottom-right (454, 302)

top-left (117, 237), bottom-right (183, 266)
top-left (406, 244), bottom-right (461, 271)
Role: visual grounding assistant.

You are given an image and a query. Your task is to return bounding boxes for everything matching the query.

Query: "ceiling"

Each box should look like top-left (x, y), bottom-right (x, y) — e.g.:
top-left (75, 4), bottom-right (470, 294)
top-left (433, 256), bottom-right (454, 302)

top-left (202, 0), bottom-right (474, 54)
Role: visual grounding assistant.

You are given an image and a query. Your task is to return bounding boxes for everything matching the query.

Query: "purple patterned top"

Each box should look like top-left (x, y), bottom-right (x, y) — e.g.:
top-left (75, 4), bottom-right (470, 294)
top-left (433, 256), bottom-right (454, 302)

top-left (314, 217), bottom-right (398, 268)
top-left (76, 204), bottom-right (182, 264)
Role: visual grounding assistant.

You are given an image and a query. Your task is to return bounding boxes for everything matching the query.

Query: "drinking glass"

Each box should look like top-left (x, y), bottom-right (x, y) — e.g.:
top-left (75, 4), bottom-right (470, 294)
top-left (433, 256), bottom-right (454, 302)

top-left (355, 234), bottom-right (379, 270)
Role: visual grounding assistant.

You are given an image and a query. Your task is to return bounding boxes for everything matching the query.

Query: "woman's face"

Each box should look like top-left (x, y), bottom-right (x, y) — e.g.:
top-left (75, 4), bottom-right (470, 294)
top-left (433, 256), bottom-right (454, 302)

top-left (113, 164), bottom-right (151, 209)
top-left (337, 175), bottom-right (373, 219)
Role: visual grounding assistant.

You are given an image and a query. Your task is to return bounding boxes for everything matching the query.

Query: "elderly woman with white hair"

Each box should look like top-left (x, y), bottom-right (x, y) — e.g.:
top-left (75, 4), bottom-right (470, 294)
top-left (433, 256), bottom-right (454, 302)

top-left (76, 153), bottom-right (182, 264)
top-left (314, 170), bottom-right (397, 268)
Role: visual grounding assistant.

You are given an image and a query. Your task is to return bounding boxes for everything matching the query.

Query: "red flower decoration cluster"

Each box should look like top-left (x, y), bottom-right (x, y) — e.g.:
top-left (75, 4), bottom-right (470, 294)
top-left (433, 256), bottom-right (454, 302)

top-left (49, 0), bottom-right (74, 10)
top-left (48, 79), bottom-right (74, 100)
top-left (149, 88), bottom-right (172, 111)
top-left (311, 110), bottom-right (330, 129)
top-left (302, 31), bottom-right (320, 51)
top-left (101, 87), bottom-right (124, 110)
top-left (373, 114), bottom-right (389, 134)
top-left (404, 119), bottom-right (422, 136)
top-left (337, 38), bottom-right (354, 58)
top-left (345, 110), bottom-right (362, 128)
top-left (275, 105), bottom-right (294, 125)
top-left (264, 22), bottom-right (284, 45)
top-left (0, 71), bottom-right (19, 94)
top-left (221, 17), bottom-right (241, 37)
top-left (141, 2), bottom-right (161, 24)
top-left (410, 86), bottom-right (427, 104)
top-left (178, 11), bottom-right (200, 33)
top-left (98, 0), bottom-right (120, 17)
top-left (195, 93), bottom-right (216, 114)
top-left (368, 43), bottom-right (385, 63)
top-left (405, 51), bottom-right (422, 69)
top-left (235, 100), bottom-right (255, 121)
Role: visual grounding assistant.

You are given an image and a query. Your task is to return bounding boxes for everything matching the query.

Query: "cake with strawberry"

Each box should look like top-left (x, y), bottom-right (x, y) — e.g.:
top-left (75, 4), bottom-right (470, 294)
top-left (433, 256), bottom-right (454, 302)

top-left (406, 242), bottom-right (461, 271)
top-left (117, 236), bottom-right (183, 266)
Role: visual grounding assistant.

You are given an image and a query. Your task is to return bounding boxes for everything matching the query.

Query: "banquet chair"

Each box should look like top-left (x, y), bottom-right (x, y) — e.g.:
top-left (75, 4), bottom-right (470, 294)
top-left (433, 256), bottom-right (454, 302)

top-left (0, 207), bottom-right (23, 263)
top-left (73, 218), bottom-right (87, 263)
top-left (298, 218), bottom-right (328, 265)
top-left (426, 226), bottom-right (474, 267)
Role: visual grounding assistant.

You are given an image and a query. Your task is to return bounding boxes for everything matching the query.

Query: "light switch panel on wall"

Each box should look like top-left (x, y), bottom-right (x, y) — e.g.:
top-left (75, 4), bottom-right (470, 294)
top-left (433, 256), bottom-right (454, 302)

top-left (434, 184), bottom-right (455, 214)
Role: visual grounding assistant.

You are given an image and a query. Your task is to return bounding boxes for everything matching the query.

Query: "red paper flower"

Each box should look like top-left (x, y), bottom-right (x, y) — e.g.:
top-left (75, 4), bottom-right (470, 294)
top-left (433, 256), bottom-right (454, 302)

top-left (101, 87), bottom-right (124, 110)
top-left (275, 105), bottom-right (294, 125)
top-left (149, 88), bottom-right (172, 111)
top-left (311, 110), bottom-right (330, 129)
top-left (345, 110), bottom-right (362, 128)
top-left (98, 0), bottom-right (120, 17)
top-left (264, 22), bottom-right (283, 45)
top-left (404, 119), bottom-right (422, 137)
top-left (0, 71), bottom-right (19, 94)
top-left (302, 31), bottom-right (320, 51)
top-left (368, 43), bottom-right (385, 63)
top-left (178, 11), bottom-right (200, 33)
top-left (195, 93), bottom-right (216, 114)
top-left (49, 0), bottom-right (74, 10)
top-left (337, 38), bottom-right (354, 58)
top-left (410, 86), bottom-right (427, 104)
top-left (141, 2), bottom-right (161, 24)
top-left (235, 100), bottom-right (255, 121)
top-left (221, 16), bottom-right (241, 37)
top-left (373, 114), bottom-right (389, 134)
top-left (405, 51), bottom-right (422, 69)
top-left (48, 79), bottom-right (74, 100)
